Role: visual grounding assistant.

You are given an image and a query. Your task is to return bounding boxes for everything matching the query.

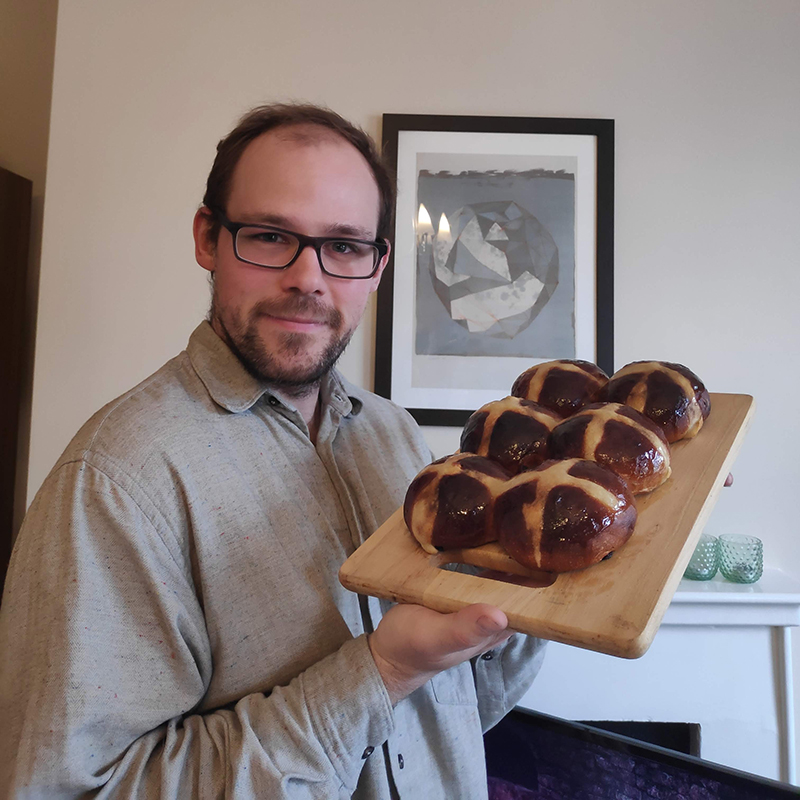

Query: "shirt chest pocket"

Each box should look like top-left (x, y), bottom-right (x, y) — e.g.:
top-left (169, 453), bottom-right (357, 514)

top-left (431, 661), bottom-right (479, 706)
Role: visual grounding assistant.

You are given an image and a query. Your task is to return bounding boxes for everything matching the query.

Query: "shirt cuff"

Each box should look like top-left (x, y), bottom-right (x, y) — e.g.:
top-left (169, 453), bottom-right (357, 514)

top-left (300, 634), bottom-right (395, 789)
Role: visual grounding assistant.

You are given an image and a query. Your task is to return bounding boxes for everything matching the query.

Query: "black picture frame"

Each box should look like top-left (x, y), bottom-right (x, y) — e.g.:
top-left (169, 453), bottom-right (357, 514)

top-left (375, 113), bottom-right (614, 427)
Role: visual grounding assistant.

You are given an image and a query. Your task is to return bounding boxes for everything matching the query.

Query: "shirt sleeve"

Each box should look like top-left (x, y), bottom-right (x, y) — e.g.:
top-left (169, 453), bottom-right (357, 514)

top-left (0, 460), bottom-right (394, 799)
top-left (472, 633), bottom-right (548, 733)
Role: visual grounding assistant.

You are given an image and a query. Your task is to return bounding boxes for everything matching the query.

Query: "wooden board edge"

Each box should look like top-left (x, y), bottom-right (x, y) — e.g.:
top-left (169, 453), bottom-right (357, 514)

top-left (624, 393), bottom-right (757, 646)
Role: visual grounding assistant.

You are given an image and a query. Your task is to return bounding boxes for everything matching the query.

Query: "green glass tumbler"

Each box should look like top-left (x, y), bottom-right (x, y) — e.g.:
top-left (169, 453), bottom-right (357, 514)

top-left (718, 534), bottom-right (763, 584)
top-left (683, 533), bottom-right (719, 580)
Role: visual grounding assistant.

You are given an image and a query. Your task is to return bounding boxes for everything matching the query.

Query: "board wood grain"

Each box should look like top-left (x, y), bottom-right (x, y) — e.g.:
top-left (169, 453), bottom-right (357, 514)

top-left (339, 393), bottom-right (755, 659)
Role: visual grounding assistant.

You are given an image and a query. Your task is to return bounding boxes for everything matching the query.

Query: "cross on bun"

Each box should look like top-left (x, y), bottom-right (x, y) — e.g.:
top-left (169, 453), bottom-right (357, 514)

top-left (598, 361), bottom-right (711, 443)
top-left (403, 453), bottom-right (511, 554)
top-left (549, 402), bottom-right (672, 494)
top-left (495, 458), bottom-right (637, 573)
top-left (460, 397), bottom-right (561, 475)
top-left (511, 359), bottom-right (609, 418)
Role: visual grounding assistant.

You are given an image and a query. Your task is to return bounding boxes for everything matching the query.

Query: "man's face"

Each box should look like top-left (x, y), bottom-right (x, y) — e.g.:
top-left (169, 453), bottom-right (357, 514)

top-left (194, 128), bottom-right (388, 393)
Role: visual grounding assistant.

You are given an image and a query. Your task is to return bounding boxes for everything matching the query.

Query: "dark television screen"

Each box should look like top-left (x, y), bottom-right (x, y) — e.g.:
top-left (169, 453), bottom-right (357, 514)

top-left (484, 707), bottom-right (799, 799)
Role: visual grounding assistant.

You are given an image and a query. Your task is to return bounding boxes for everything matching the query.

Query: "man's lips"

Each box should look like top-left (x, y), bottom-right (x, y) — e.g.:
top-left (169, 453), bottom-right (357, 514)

top-left (251, 298), bottom-right (341, 332)
top-left (260, 312), bottom-right (329, 330)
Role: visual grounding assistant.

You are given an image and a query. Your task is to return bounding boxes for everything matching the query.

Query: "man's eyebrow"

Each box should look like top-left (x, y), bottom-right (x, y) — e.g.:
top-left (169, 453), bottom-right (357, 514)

top-left (324, 223), bottom-right (377, 240)
top-left (239, 213), bottom-right (377, 240)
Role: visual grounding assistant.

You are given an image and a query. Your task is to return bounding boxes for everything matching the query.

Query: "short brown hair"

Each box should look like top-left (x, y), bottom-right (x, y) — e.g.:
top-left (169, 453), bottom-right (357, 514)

top-left (201, 103), bottom-right (395, 242)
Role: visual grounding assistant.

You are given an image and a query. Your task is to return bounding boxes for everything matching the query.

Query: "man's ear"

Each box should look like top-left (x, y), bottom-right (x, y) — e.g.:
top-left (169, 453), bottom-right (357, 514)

top-left (193, 208), bottom-right (217, 273)
top-left (369, 241), bottom-right (391, 293)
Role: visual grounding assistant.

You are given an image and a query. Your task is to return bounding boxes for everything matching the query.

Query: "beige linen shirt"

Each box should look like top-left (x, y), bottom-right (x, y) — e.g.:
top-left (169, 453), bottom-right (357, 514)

top-left (0, 322), bottom-right (546, 799)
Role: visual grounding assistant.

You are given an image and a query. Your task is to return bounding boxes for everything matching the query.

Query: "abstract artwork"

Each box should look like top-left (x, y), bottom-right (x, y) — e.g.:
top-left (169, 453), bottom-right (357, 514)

top-left (415, 174), bottom-right (574, 359)
top-left (376, 115), bottom-right (614, 427)
top-left (423, 198), bottom-right (561, 342)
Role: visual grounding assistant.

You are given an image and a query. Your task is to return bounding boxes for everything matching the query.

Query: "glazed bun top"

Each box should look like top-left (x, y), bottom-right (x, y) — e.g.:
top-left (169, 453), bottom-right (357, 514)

top-left (495, 458), bottom-right (637, 573)
top-left (598, 361), bottom-right (710, 443)
top-left (460, 396), bottom-right (561, 475)
top-left (511, 359), bottom-right (609, 418)
top-left (403, 452), bottom-right (511, 554)
top-left (549, 402), bottom-right (672, 494)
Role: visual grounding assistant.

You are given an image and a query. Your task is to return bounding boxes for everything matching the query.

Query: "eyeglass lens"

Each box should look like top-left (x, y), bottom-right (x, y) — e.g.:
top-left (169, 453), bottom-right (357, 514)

top-left (235, 227), bottom-right (379, 277)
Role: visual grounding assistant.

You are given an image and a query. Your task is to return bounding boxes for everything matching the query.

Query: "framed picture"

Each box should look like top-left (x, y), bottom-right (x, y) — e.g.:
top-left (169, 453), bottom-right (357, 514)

top-left (375, 113), bottom-right (614, 427)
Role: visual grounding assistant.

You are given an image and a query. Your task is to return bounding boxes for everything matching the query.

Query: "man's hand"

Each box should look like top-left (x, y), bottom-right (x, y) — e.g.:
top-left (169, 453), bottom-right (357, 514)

top-left (368, 603), bottom-right (513, 705)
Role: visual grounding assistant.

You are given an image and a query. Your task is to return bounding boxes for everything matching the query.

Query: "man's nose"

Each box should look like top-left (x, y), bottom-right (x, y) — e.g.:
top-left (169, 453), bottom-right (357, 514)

top-left (280, 243), bottom-right (326, 293)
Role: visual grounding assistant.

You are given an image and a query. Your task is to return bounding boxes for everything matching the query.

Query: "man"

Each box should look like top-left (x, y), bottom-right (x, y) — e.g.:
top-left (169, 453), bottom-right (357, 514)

top-left (0, 104), bottom-right (546, 798)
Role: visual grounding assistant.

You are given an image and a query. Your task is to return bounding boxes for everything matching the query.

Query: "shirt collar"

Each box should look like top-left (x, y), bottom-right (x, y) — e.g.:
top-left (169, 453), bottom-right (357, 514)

top-left (187, 321), bottom-right (362, 417)
top-left (321, 369), bottom-right (363, 418)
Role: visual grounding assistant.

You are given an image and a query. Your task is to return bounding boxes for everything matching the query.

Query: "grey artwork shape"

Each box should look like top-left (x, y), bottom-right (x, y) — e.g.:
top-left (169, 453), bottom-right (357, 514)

top-left (414, 167), bottom-right (576, 360)
top-left (426, 200), bottom-right (559, 340)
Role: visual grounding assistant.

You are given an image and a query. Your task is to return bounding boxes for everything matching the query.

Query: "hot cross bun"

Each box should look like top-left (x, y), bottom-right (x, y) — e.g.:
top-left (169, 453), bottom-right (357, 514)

top-left (549, 402), bottom-right (672, 494)
top-left (403, 453), bottom-right (511, 554)
top-left (598, 361), bottom-right (711, 443)
top-left (495, 458), bottom-right (637, 573)
top-left (459, 397), bottom-right (561, 475)
top-left (511, 359), bottom-right (609, 418)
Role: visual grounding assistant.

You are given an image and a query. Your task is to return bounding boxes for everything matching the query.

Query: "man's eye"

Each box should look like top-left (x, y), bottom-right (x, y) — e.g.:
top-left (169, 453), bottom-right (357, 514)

top-left (324, 240), bottom-right (376, 267)
top-left (253, 231), bottom-right (285, 244)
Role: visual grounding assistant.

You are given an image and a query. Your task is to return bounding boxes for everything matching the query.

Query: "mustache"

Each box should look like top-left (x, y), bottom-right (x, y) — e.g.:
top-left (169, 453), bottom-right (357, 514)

top-left (250, 297), bottom-right (342, 327)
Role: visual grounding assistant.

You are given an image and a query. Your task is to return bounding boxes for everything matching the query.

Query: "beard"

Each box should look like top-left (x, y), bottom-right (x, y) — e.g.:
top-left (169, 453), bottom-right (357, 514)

top-left (209, 291), bottom-right (352, 399)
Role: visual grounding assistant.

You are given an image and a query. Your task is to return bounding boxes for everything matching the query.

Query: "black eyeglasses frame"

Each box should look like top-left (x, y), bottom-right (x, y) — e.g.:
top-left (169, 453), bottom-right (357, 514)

top-left (209, 208), bottom-right (388, 280)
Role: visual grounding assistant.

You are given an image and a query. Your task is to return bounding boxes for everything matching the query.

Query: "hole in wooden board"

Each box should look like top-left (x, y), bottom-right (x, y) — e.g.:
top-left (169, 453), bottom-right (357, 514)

top-left (432, 552), bottom-right (558, 589)
top-left (474, 568), bottom-right (558, 588)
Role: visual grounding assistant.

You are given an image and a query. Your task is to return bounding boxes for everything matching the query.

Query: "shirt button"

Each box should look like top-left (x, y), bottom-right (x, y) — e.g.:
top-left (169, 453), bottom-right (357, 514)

top-left (397, 753), bottom-right (404, 769)
top-left (481, 651), bottom-right (494, 661)
top-left (361, 746), bottom-right (374, 759)
top-left (268, 396), bottom-right (278, 406)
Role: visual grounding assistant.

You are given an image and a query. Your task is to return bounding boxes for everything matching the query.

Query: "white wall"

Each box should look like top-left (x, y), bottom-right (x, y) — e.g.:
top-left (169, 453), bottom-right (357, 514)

top-left (31, 0), bottom-right (800, 778)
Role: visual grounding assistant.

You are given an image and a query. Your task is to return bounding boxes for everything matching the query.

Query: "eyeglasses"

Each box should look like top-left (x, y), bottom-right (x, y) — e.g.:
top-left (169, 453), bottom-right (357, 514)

top-left (211, 209), bottom-right (388, 279)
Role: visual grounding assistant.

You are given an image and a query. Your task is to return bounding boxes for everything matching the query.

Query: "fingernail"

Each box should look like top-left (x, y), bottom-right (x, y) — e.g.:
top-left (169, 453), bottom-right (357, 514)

top-left (478, 615), bottom-right (503, 634)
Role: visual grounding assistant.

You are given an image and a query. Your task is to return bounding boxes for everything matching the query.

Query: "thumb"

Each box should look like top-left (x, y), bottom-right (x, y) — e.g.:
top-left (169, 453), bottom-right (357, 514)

top-left (443, 604), bottom-right (509, 652)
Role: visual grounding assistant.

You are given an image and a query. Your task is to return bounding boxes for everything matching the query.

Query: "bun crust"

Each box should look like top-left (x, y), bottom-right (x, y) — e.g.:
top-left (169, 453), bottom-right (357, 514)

top-left (599, 361), bottom-right (710, 442)
top-left (460, 396), bottom-right (561, 475)
top-left (403, 453), bottom-right (511, 554)
top-left (549, 402), bottom-right (672, 494)
top-left (495, 458), bottom-right (637, 573)
top-left (403, 359), bottom-right (707, 574)
top-left (511, 359), bottom-right (609, 418)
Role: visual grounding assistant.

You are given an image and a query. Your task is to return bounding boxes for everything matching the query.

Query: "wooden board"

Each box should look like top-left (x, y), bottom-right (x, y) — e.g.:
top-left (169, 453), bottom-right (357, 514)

top-left (339, 393), bottom-right (755, 659)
